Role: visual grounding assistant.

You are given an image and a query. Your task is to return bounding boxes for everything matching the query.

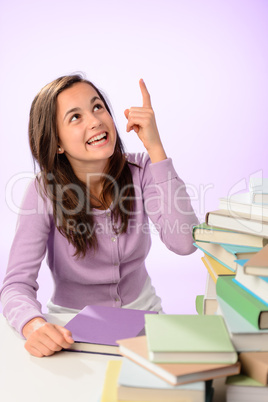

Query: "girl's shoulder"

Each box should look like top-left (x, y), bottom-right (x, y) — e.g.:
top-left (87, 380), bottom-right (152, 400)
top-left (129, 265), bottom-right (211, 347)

top-left (24, 173), bottom-right (47, 199)
top-left (20, 173), bottom-right (53, 215)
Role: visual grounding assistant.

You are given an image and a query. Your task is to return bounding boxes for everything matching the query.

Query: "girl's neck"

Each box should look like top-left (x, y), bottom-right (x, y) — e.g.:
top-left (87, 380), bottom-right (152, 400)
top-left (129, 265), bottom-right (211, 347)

top-left (70, 158), bottom-right (109, 187)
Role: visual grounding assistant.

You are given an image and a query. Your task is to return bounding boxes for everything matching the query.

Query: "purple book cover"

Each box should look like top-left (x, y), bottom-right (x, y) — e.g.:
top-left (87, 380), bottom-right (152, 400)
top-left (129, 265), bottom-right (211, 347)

top-left (64, 305), bottom-right (157, 346)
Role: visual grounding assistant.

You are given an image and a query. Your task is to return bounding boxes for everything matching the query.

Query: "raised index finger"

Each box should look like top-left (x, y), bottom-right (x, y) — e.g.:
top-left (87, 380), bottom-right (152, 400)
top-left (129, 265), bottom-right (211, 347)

top-left (139, 78), bottom-right (152, 108)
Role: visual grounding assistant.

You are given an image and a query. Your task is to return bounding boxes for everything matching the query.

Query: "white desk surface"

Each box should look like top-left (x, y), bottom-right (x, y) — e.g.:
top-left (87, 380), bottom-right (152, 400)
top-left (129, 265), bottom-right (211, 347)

top-left (0, 313), bottom-right (122, 402)
top-left (0, 313), bottom-right (226, 402)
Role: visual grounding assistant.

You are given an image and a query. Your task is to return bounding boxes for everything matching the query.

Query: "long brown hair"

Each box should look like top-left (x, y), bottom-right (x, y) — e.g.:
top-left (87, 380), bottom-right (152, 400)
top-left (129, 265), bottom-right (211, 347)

top-left (29, 74), bottom-right (137, 257)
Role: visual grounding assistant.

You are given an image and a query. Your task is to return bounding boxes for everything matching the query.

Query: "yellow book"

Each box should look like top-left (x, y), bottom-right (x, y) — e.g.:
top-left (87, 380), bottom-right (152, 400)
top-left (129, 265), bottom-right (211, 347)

top-left (201, 254), bottom-right (234, 283)
top-left (101, 360), bottom-right (146, 402)
top-left (100, 360), bottom-right (122, 402)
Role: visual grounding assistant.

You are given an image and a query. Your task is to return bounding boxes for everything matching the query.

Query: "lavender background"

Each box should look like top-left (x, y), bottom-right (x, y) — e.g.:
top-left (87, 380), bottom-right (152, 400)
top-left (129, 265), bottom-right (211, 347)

top-left (0, 0), bottom-right (268, 315)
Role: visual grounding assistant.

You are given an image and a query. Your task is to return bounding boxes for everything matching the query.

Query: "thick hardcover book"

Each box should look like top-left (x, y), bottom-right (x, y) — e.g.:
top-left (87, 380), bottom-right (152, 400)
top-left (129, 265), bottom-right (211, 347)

top-left (239, 352), bottom-right (268, 385)
top-left (201, 254), bottom-right (234, 283)
top-left (252, 193), bottom-right (268, 204)
top-left (64, 305), bottom-right (156, 355)
top-left (217, 297), bottom-right (268, 352)
top-left (100, 360), bottom-right (122, 402)
top-left (192, 222), bottom-right (268, 248)
top-left (249, 177), bottom-right (268, 204)
top-left (226, 374), bottom-right (268, 402)
top-left (194, 241), bottom-right (258, 272)
top-left (117, 358), bottom-right (206, 402)
top-left (205, 209), bottom-right (268, 238)
top-left (243, 244), bottom-right (268, 276)
top-left (235, 259), bottom-right (268, 304)
top-left (144, 314), bottom-right (237, 364)
top-left (203, 272), bottom-right (218, 315)
top-left (219, 192), bottom-right (268, 218)
top-left (100, 360), bottom-right (207, 402)
top-left (117, 335), bottom-right (240, 386)
top-left (216, 276), bottom-right (268, 330)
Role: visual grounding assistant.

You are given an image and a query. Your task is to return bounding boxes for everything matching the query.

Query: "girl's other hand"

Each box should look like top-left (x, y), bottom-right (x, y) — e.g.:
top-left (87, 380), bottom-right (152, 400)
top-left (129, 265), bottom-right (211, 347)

top-left (22, 317), bottom-right (74, 357)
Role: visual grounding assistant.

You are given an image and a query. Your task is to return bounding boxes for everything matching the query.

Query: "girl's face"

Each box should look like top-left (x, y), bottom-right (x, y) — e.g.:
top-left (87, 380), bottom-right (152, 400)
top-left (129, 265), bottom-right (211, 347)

top-left (56, 82), bottom-right (117, 172)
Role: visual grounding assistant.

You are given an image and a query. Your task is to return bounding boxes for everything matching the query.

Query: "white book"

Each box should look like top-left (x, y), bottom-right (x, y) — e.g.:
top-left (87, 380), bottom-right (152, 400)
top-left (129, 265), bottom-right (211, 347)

top-left (219, 192), bottom-right (268, 218)
top-left (234, 260), bottom-right (268, 304)
top-left (203, 272), bottom-right (218, 315)
top-left (216, 297), bottom-right (268, 352)
top-left (249, 178), bottom-right (268, 204)
top-left (249, 178), bottom-right (268, 193)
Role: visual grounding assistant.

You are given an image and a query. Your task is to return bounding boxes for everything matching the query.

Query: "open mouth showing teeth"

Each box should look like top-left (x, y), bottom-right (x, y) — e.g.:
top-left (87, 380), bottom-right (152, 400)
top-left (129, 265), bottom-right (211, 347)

top-left (87, 132), bottom-right (108, 146)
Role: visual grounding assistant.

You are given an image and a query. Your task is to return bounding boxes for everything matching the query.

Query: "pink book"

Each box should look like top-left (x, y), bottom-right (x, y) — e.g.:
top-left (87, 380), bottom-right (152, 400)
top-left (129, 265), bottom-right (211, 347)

top-left (64, 304), bottom-right (157, 355)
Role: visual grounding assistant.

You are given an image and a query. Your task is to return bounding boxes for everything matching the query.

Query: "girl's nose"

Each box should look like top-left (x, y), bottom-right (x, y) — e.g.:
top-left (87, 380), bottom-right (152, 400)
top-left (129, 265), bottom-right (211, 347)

top-left (87, 113), bottom-right (102, 130)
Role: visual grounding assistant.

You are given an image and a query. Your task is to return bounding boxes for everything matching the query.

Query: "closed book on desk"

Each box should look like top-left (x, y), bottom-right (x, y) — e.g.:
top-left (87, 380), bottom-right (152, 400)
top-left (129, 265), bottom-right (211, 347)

top-left (239, 352), bottom-right (268, 385)
top-left (117, 335), bottom-right (240, 386)
top-left (100, 360), bottom-right (207, 402)
top-left (243, 244), bottom-right (268, 276)
top-left (206, 209), bottom-right (268, 238)
top-left (100, 360), bottom-right (121, 402)
top-left (117, 358), bottom-right (206, 402)
top-left (144, 314), bottom-right (237, 364)
top-left (64, 305), bottom-right (156, 355)
top-left (193, 222), bottom-right (268, 248)
top-left (216, 276), bottom-right (268, 330)
top-left (226, 374), bottom-right (268, 402)
top-left (216, 297), bottom-right (268, 352)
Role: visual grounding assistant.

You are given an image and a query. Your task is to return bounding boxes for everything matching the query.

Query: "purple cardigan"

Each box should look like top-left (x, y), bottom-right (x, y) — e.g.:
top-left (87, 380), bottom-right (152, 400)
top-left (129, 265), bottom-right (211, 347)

top-left (1, 153), bottom-right (199, 336)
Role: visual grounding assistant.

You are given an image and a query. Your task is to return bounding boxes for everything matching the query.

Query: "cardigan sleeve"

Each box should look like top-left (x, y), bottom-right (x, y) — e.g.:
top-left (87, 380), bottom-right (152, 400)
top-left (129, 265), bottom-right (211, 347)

top-left (0, 179), bottom-right (52, 337)
top-left (138, 153), bottom-right (199, 255)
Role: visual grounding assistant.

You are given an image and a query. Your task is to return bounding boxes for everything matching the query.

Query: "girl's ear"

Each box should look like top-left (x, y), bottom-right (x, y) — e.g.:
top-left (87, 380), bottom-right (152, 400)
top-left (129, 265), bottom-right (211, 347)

top-left (57, 146), bottom-right (64, 154)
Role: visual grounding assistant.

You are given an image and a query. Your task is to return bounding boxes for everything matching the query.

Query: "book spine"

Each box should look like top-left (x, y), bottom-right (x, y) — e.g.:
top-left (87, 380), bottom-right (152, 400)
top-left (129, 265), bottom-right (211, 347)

top-left (201, 257), bottom-right (217, 283)
top-left (195, 295), bottom-right (204, 315)
top-left (216, 276), bottom-right (267, 330)
top-left (194, 242), bottom-right (235, 272)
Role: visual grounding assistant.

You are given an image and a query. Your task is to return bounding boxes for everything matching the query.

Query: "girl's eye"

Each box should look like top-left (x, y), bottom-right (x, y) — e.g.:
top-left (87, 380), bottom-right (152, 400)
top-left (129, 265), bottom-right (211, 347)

top-left (70, 114), bottom-right (80, 122)
top-left (93, 103), bottom-right (103, 112)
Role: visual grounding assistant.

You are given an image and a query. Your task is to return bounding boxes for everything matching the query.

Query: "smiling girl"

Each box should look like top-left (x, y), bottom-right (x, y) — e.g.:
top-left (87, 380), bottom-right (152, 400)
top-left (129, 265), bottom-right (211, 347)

top-left (1, 74), bottom-right (199, 357)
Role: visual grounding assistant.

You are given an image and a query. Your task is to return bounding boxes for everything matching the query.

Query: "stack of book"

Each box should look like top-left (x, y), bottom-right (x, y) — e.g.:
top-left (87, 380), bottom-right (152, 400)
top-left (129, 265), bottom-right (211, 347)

top-left (100, 359), bottom-right (212, 402)
top-left (193, 178), bottom-right (268, 399)
top-left (99, 314), bottom-right (241, 401)
top-left (62, 305), bottom-right (239, 401)
top-left (193, 178), bottom-right (268, 327)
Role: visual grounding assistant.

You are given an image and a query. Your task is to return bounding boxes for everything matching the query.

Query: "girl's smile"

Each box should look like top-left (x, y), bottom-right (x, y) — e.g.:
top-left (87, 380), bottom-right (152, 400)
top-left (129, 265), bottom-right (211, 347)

top-left (86, 131), bottom-right (109, 147)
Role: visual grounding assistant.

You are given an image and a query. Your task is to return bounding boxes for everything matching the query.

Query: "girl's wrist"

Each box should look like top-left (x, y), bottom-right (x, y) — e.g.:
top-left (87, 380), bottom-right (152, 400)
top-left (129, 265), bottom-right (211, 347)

top-left (22, 317), bottom-right (47, 339)
top-left (147, 143), bottom-right (167, 163)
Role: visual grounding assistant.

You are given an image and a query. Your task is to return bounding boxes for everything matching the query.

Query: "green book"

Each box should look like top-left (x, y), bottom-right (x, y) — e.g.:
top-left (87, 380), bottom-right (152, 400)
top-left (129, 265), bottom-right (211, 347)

top-left (226, 374), bottom-right (268, 401)
top-left (195, 295), bottom-right (204, 315)
top-left (216, 276), bottom-right (268, 330)
top-left (226, 374), bottom-right (265, 387)
top-left (144, 314), bottom-right (238, 364)
top-left (192, 222), bottom-right (268, 248)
